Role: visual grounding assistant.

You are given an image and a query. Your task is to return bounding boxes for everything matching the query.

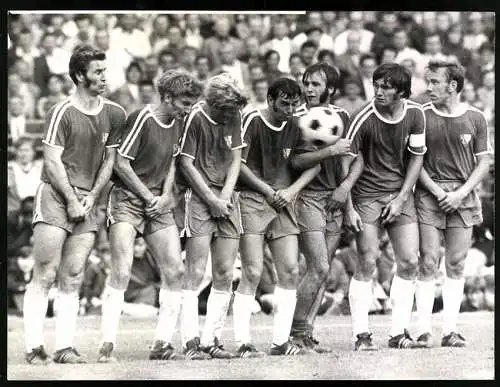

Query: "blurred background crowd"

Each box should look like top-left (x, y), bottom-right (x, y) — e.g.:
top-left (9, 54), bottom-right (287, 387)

top-left (7, 11), bottom-right (495, 317)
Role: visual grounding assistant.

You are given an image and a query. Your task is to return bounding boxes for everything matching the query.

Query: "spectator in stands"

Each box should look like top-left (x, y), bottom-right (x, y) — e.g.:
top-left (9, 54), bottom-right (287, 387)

top-left (240, 36), bottom-right (263, 68)
top-left (247, 14), bottom-right (270, 43)
top-left (467, 42), bottom-right (495, 89)
top-left (184, 14), bottom-right (203, 50)
top-left (422, 33), bottom-right (449, 65)
top-left (320, 12), bottom-right (346, 39)
top-left (36, 73), bottom-right (67, 119)
top-left (477, 71), bottom-right (495, 124)
top-left (149, 14), bottom-right (170, 55)
top-left (317, 49), bottom-right (335, 67)
top-left (194, 54), bottom-right (211, 85)
top-left (142, 54), bottom-right (161, 85)
top-left (92, 14), bottom-right (110, 32)
top-left (10, 58), bottom-right (39, 118)
top-left (336, 30), bottom-right (364, 84)
top-left (288, 53), bottom-right (306, 86)
top-left (260, 18), bottom-right (293, 73)
top-left (217, 41), bottom-right (250, 90)
top-left (163, 24), bottom-right (186, 61)
top-left (398, 11), bottom-right (426, 54)
top-left (435, 12), bottom-right (453, 42)
top-left (42, 14), bottom-right (68, 48)
top-left (293, 12), bottom-right (334, 52)
top-left (65, 14), bottom-right (94, 51)
top-left (8, 27), bottom-right (40, 71)
top-left (109, 61), bottom-right (144, 113)
top-left (202, 15), bottom-right (244, 70)
top-left (461, 82), bottom-right (484, 110)
top-left (334, 77), bottom-right (366, 116)
top-left (263, 49), bottom-right (285, 85)
top-left (357, 53), bottom-right (377, 100)
top-left (34, 32), bottom-right (71, 94)
top-left (110, 14), bottom-right (152, 59)
top-left (370, 12), bottom-right (399, 59)
top-left (420, 12), bottom-right (438, 36)
top-left (7, 137), bottom-right (43, 216)
top-left (138, 79), bottom-right (158, 105)
top-left (8, 94), bottom-right (27, 144)
top-left (250, 77), bottom-right (269, 110)
top-left (179, 45), bottom-right (198, 77)
top-left (7, 196), bottom-right (35, 260)
top-left (400, 58), bottom-right (428, 103)
top-left (7, 240), bottom-right (35, 316)
top-left (299, 40), bottom-right (319, 67)
top-left (463, 12), bottom-right (490, 53)
top-left (248, 62), bottom-right (266, 83)
top-left (94, 28), bottom-right (131, 94)
top-left (378, 44), bottom-right (398, 65)
top-left (393, 27), bottom-right (425, 76)
top-left (334, 11), bottom-right (374, 56)
top-left (443, 23), bottom-right (472, 69)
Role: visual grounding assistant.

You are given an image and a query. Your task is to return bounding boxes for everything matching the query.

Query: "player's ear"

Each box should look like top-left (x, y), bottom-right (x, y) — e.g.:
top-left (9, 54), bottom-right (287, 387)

top-left (448, 80), bottom-right (458, 93)
top-left (75, 71), bottom-right (85, 84)
top-left (327, 86), bottom-right (335, 97)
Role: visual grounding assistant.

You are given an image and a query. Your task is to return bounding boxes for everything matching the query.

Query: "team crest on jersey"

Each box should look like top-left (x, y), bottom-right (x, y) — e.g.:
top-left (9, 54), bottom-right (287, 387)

top-left (282, 148), bottom-right (291, 159)
top-left (225, 136), bottom-right (232, 148)
top-left (460, 134), bottom-right (472, 146)
top-left (102, 133), bottom-right (109, 144)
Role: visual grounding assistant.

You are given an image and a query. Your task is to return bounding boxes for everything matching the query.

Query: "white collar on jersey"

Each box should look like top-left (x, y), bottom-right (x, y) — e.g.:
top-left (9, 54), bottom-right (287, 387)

top-left (69, 95), bottom-right (104, 115)
top-left (371, 98), bottom-right (408, 124)
top-left (197, 105), bottom-right (218, 125)
top-left (146, 105), bottom-right (176, 128)
top-left (429, 102), bottom-right (469, 118)
top-left (258, 110), bottom-right (287, 131)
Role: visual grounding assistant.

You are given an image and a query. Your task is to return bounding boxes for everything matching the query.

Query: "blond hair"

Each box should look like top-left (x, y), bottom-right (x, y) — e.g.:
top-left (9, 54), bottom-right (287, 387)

top-left (157, 69), bottom-right (204, 102)
top-left (204, 73), bottom-right (248, 111)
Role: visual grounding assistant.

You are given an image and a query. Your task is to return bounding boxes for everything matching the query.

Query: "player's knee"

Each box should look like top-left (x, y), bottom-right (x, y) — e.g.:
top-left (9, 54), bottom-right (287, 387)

top-left (242, 265), bottom-right (262, 286)
top-left (397, 254), bottom-right (418, 279)
top-left (357, 247), bottom-right (378, 278)
top-left (111, 269), bottom-right (131, 289)
top-left (34, 265), bottom-right (58, 290)
top-left (212, 266), bottom-right (233, 285)
top-left (163, 261), bottom-right (185, 282)
top-left (419, 251), bottom-right (439, 279)
top-left (59, 271), bottom-right (85, 293)
top-left (278, 264), bottom-right (299, 285)
top-left (445, 251), bottom-right (467, 278)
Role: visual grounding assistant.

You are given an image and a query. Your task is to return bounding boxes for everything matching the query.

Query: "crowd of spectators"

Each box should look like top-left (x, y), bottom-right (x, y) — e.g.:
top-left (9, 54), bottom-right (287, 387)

top-left (7, 11), bottom-right (495, 317)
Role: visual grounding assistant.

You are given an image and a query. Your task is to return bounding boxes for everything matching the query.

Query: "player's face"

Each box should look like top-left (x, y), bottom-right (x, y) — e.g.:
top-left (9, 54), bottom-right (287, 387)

top-left (170, 95), bottom-right (198, 119)
top-left (373, 78), bottom-right (402, 107)
top-left (269, 93), bottom-right (300, 121)
top-left (425, 68), bottom-right (451, 104)
top-left (303, 72), bottom-right (331, 108)
top-left (83, 60), bottom-right (107, 96)
top-left (17, 142), bottom-right (35, 165)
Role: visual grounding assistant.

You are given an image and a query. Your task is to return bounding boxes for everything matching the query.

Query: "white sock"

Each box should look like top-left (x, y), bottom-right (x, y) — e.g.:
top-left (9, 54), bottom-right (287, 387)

top-left (100, 286), bottom-right (125, 345)
top-left (415, 279), bottom-right (435, 335)
top-left (442, 276), bottom-right (465, 336)
top-left (54, 291), bottom-right (80, 351)
top-left (233, 291), bottom-right (254, 346)
top-left (389, 276), bottom-right (416, 337)
top-left (272, 287), bottom-right (297, 346)
top-left (200, 287), bottom-right (232, 347)
top-left (23, 285), bottom-right (49, 352)
top-left (180, 289), bottom-right (200, 347)
top-left (155, 289), bottom-right (182, 344)
top-left (348, 278), bottom-right (372, 339)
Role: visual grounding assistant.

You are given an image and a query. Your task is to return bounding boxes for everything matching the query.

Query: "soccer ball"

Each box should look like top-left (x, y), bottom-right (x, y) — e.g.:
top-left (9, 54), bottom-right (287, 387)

top-left (298, 107), bottom-right (344, 146)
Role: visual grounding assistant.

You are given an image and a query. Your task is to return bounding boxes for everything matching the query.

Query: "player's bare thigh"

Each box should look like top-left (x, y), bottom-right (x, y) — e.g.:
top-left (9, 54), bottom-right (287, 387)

top-left (108, 222), bottom-right (138, 290)
top-left (387, 222), bottom-right (419, 280)
top-left (353, 223), bottom-right (380, 281)
top-left (268, 235), bottom-right (300, 288)
top-left (443, 227), bottom-right (473, 279)
top-left (183, 235), bottom-right (212, 290)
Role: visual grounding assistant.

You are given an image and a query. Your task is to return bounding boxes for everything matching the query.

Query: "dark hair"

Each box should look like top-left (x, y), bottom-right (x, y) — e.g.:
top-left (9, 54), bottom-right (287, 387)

top-left (264, 49), bottom-right (280, 62)
top-left (426, 60), bottom-right (465, 93)
top-left (19, 28), bottom-right (31, 35)
top-left (305, 26), bottom-right (323, 36)
top-left (317, 49), bottom-right (335, 62)
top-left (15, 136), bottom-right (36, 151)
top-left (289, 53), bottom-right (303, 64)
top-left (74, 14), bottom-right (90, 23)
top-left (69, 44), bottom-right (106, 85)
top-left (267, 77), bottom-right (302, 101)
top-left (303, 62), bottom-right (340, 93)
top-left (47, 73), bottom-right (65, 85)
top-left (301, 40), bottom-right (319, 51)
top-left (372, 63), bottom-right (412, 99)
top-left (360, 53), bottom-right (377, 67)
top-left (139, 80), bottom-right (155, 88)
top-left (158, 49), bottom-right (178, 62)
top-left (126, 61), bottom-right (143, 74)
top-left (252, 77), bottom-right (268, 91)
top-left (478, 41), bottom-right (494, 54)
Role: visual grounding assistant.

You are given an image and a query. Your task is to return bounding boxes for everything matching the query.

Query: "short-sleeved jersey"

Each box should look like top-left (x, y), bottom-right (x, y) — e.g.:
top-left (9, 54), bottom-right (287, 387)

top-left (177, 101), bottom-right (245, 189)
top-left (420, 102), bottom-right (493, 182)
top-left (41, 97), bottom-right (127, 191)
top-left (238, 108), bottom-right (302, 190)
top-left (108, 105), bottom-right (183, 190)
top-left (293, 103), bottom-right (350, 191)
top-left (345, 99), bottom-right (426, 199)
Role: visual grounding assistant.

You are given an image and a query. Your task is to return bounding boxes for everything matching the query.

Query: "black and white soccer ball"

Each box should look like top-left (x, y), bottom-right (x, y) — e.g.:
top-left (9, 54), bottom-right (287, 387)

top-left (298, 107), bottom-right (344, 146)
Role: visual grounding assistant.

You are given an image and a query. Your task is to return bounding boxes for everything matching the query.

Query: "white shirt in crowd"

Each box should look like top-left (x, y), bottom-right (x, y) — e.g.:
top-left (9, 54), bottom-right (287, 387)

top-left (292, 32), bottom-right (334, 52)
top-left (261, 37), bottom-right (293, 73)
top-left (10, 161), bottom-right (43, 200)
top-left (333, 29), bottom-right (374, 56)
top-left (110, 27), bottom-right (152, 59)
top-left (9, 115), bottom-right (26, 143)
top-left (104, 48), bottom-right (132, 93)
top-left (361, 76), bottom-right (375, 101)
top-left (395, 47), bottom-right (425, 77)
top-left (45, 47), bottom-right (72, 75)
top-left (221, 60), bottom-right (247, 90)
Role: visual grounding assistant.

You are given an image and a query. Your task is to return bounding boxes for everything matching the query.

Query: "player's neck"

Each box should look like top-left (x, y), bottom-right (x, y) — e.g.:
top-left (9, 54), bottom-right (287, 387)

top-left (261, 108), bottom-right (284, 126)
top-left (150, 103), bottom-right (175, 123)
top-left (375, 99), bottom-right (405, 119)
top-left (72, 88), bottom-right (101, 111)
top-left (433, 94), bottom-right (461, 114)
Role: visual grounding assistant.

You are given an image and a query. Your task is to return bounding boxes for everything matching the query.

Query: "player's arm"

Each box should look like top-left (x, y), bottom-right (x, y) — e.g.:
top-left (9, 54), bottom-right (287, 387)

top-left (180, 156), bottom-right (231, 217)
top-left (273, 164), bottom-right (322, 209)
top-left (43, 144), bottom-right (86, 222)
top-left (114, 154), bottom-right (156, 205)
top-left (239, 163), bottom-right (276, 202)
top-left (145, 157), bottom-right (177, 218)
top-left (290, 139), bottom-right (352, 171)
top-left (220, 148), bottom-right (242, 201)
top-left (418, 168), bottom-right (447, 200)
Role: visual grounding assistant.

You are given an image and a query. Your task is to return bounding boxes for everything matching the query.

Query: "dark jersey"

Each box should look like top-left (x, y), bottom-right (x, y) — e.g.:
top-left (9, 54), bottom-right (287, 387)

top-left (108, 105), bottom-right (183, 190)
top-left (294, 103), bottom-right (350, 191)
top-left (345, 99), bottom-right (426, 199)
top-left (177, 101), bottom-right (245, 189)
top-left (41, 97), bottom-right (127, 191)
top-left (238, 108), bottom-right (302, 190)
top-left (420, 102), bottom-right (493, 182)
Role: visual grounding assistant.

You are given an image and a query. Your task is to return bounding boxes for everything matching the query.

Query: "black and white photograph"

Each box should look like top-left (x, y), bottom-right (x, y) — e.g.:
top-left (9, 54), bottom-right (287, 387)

top-left (5, 10), bottom-right (495, 380)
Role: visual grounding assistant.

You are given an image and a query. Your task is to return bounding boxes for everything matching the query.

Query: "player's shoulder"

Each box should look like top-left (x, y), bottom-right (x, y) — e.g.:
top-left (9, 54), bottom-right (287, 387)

top-left (328, 104), bottom-right (350, 119)
top-left (349, 100), bottom-right (375, 124)
top-left (102, 97), bottom-right (128, 117)
top-left (242, 107), bottom-right (261, 126)
top-left (465, 104), bottom-right (488, 122)
top-left (45, 97), bottom-right (73, 120)
top-left (406, 99), bottom-right (425, 111)
top-left (184, 101), bottom-right (207, 127)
